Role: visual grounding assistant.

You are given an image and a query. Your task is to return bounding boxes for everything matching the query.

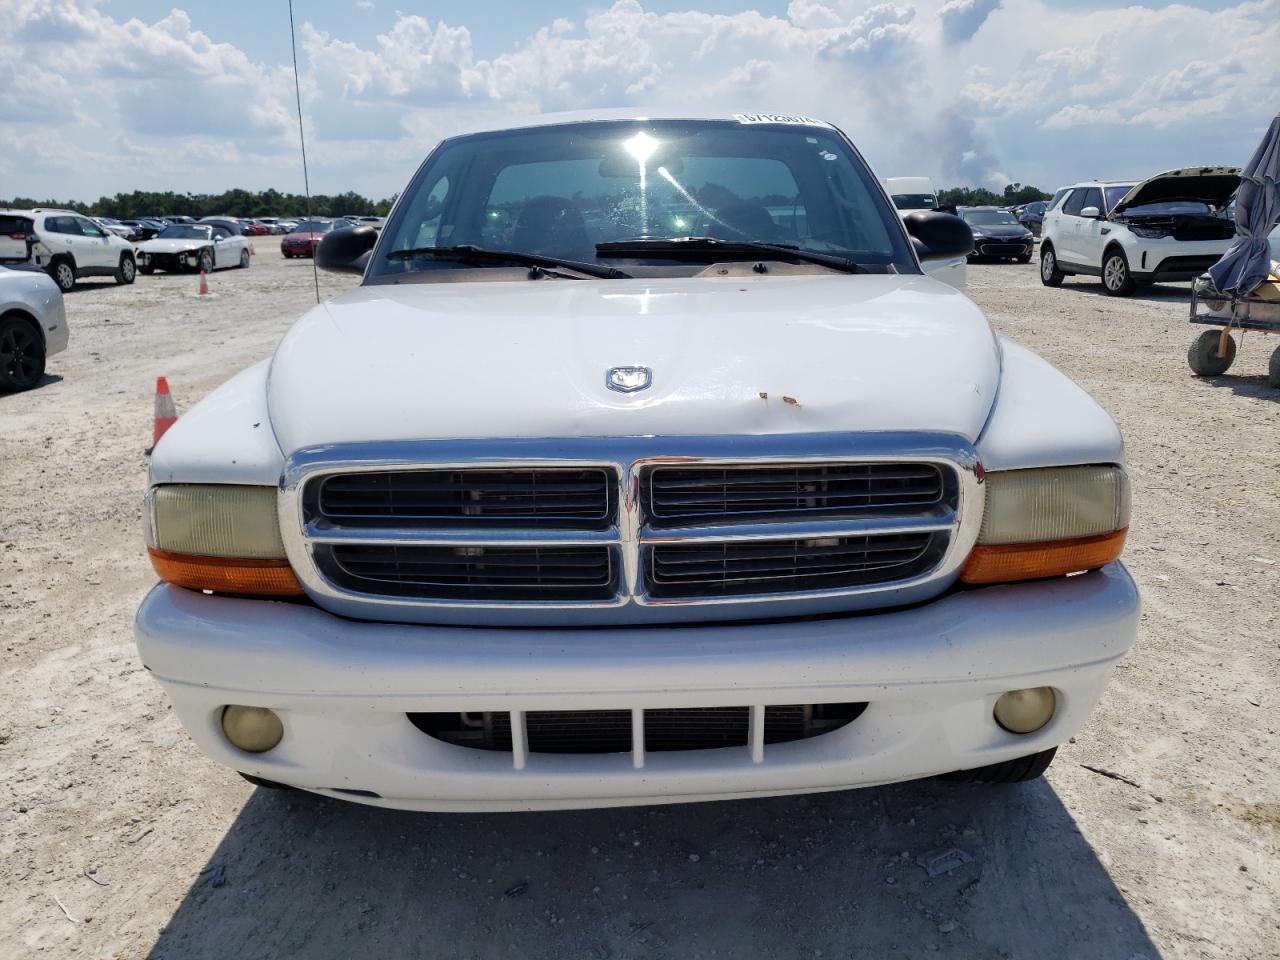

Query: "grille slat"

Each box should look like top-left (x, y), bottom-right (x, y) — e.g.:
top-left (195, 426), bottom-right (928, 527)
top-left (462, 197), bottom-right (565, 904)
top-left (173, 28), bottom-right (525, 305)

top-left (649, 533), bottom-right (941, 597)
top-left (409, 704), bottom-right (868, 755)
top-left (320, 544), bottom-right (615, 601)
top-left (647, 462), bottom-right (946, 525)
top-left (317, 468), bottom-right (614, 527)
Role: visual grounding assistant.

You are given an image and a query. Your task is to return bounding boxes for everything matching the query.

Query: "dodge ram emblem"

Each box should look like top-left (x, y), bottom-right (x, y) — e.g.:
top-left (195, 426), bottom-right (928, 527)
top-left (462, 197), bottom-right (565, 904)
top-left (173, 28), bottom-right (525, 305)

top-left (606, 365), bottom-right (653, 393)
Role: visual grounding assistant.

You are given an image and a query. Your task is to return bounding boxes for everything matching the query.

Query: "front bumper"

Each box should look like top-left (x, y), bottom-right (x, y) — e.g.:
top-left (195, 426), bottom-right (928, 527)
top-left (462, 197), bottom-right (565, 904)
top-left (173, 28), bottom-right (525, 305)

top-left (139, 251), bottom-right (197, 272)
top-left (1130, 237), bottom-right (1232, 282)
top-left (971, 238), bottom-right (1034, 259)
top-left (135, 563), bottom-right (1139, 811)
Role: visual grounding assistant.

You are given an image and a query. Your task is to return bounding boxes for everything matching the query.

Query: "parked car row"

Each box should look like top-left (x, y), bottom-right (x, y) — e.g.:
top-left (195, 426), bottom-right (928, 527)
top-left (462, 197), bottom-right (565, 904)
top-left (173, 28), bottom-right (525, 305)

top-left (883, 166), bottom-right (1243, 296)
top-left (0, 206), bottom-right (391, 288)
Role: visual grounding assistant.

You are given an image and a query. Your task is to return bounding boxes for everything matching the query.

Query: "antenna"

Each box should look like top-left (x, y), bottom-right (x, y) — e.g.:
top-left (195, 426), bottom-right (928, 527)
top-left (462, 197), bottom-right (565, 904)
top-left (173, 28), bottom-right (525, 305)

top-left (288, 0), bottom-right (321, 305)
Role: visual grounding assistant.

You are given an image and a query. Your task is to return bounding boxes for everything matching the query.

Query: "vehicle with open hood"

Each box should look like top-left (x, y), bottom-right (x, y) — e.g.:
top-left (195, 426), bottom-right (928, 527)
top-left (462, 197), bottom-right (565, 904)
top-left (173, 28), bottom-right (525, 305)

top-left (1040, 167), bottom-right (1239, 296)
top-left (134, 110), bottom-right (1138, 813)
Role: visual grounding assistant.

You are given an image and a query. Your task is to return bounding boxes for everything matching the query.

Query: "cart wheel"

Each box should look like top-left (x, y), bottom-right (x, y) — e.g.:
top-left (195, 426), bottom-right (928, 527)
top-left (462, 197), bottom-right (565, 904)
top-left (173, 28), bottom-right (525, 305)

top-left (1188, 329), bottom-right (1236, 376)
top-left (1269, 344), bottom-right (1280, 389)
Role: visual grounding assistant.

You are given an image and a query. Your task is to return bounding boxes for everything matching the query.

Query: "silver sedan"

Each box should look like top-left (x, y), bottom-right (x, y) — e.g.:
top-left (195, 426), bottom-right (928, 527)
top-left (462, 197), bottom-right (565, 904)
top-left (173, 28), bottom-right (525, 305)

top-left (0, 265), bottom-right (68, 392)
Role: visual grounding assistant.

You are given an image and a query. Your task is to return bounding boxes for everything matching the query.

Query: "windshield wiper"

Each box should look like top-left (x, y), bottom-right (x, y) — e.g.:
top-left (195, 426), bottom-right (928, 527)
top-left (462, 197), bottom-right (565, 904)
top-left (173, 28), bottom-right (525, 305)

top-left (387, 244), bottom-right (630, 280)
top-left (595, 237), bottom-right (865, 274)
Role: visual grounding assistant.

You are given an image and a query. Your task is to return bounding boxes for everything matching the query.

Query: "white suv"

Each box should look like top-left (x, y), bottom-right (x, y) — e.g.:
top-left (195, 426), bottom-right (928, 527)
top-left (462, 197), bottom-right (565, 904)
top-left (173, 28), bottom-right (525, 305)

top-left (1040, 168), bottom-right (1239, 296)
top-left (2, 209), bottom-right (138, 292)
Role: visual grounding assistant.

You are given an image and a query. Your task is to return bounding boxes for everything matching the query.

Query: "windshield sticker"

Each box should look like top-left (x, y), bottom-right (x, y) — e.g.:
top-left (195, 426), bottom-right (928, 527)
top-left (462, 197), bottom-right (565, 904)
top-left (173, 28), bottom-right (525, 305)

top-left (732, 113), bottom-right (829, 127)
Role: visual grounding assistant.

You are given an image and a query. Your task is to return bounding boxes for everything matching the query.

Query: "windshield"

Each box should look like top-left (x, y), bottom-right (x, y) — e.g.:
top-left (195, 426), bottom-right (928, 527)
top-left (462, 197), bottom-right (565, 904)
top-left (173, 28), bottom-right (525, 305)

top-left (1104, 185), bottom-right (1137, 212)
top-left (961, 209), bottom-right (1020, 226)
top-left (292, 221), bottom-right (332, 233)
top-left (891, 194), bottom-right (937, 210)
top-left (157, 225), bottom-right (212, 240)
top-left (370, 119), bottom-right (914, 281)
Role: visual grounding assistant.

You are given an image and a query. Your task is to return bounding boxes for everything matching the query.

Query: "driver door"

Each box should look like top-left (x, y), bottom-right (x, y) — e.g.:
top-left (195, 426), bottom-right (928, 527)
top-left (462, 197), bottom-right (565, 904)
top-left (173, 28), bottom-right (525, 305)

top-left (212, 227), bottom-right (232, 267)
top-left (1072, 187), bottom-right (1107, 268)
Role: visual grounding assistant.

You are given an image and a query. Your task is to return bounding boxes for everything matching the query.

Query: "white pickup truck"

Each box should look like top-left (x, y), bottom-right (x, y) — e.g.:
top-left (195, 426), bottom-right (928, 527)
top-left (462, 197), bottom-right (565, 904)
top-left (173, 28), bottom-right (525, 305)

top-left (135, 111), bottom-right (1138, 812)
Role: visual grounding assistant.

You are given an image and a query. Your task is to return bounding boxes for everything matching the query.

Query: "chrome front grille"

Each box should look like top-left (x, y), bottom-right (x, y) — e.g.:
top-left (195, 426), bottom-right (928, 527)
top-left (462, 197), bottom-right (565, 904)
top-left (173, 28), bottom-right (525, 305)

top-left (318, 543), bottom-right (616, 602)
top-left (315, 467), bottom-right (613, 528)
top-left (280, 434), bottom-right (983, 626)
top-left (647, 462), bottom-right (944, 525)
top-left (648, 532), bottom-right (943, 598)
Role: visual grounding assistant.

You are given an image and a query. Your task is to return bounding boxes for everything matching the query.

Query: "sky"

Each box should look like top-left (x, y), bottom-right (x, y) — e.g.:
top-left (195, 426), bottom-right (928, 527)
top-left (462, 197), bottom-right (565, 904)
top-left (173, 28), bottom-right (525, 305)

top-left (2, 0), bottom-right (1276, 203)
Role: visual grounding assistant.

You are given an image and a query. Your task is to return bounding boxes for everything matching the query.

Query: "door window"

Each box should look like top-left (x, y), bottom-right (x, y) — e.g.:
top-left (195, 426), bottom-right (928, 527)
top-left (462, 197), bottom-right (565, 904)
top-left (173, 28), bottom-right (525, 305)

top-left (1061, 189), bottom-right (1085, 217)
top-left (1077, 188), bottom-right (1102, 215)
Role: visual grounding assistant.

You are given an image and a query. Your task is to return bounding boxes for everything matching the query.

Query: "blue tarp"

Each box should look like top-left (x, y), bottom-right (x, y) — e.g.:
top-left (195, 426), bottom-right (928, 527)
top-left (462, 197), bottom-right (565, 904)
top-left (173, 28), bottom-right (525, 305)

top-left (1209, 112), bottom-right (1280, 296)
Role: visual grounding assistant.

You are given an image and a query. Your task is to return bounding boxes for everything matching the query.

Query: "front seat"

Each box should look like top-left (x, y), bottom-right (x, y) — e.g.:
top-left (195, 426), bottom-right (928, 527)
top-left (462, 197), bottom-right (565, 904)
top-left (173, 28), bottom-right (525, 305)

top-left (708, 202), bottom-right (785, 243)
top-left (512, 196), bottom-right (591, 261)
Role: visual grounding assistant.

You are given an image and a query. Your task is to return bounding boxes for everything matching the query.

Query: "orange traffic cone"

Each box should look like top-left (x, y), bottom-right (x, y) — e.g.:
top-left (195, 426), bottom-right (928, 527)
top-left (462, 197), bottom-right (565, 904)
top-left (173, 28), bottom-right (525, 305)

top-left (198, 270), bottom-right (209, 295)
top-left (150, 376), bottom-right (178, 452)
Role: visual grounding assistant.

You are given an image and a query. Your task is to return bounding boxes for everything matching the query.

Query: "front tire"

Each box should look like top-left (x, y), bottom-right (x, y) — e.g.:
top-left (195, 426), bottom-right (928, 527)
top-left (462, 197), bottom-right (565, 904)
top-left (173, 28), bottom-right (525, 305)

top-left (1039, 246), bottom-right (1063, 287)
top-left (940, 747), bottom-right (1057, 784)
top-left (1102, 248), bottom-right (1136, 296)
top-left (1017, 253), bottom-right (1032, 264)
top-left (49, 258), bottom-right (76, 293)
top-left (115, 253), bottom-right (136, 285)
top-left (239, 248), bottom-right (251, 269)
top-left (197, 249), bottom-right (214, 273)
top-left (0, 313), bottom-right (46, 392)
top-left (1188, 329), bottom-right (1236, 376)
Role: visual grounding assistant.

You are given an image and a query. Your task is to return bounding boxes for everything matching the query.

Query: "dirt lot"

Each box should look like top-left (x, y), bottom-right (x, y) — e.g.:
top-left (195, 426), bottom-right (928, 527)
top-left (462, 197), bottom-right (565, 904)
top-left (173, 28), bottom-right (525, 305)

top-left (1, 250), bottom-right (1276, 960)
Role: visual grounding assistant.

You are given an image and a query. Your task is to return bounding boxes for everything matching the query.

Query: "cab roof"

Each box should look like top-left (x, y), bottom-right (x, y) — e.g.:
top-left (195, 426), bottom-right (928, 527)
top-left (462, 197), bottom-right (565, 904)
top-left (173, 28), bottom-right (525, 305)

top-left (444, 108), bottom-right (836, 140)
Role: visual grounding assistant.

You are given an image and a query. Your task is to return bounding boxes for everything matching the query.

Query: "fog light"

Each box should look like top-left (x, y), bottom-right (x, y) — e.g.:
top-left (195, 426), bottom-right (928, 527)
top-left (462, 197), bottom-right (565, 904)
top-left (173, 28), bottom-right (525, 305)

top-left (221, 705), bottom-right (283, 753)
top-left (993, 687), bottom-right (1056, 734)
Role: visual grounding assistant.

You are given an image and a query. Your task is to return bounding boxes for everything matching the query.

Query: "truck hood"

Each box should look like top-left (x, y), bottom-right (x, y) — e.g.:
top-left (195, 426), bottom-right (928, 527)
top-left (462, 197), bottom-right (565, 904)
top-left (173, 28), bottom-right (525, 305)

top-left (266, 274), bottom-right (1000, 454)
top-left (1112, 166), bottom-right (1240, 214)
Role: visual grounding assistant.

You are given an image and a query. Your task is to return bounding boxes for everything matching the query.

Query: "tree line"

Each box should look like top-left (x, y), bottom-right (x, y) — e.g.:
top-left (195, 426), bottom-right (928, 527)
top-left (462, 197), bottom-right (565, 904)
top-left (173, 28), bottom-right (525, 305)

top-left (937, 183), bottom-right (1052, 208)
top-left (1, 181), bottom-right (1053, 221)
top-left (0, 188), bottom-right (398, 220)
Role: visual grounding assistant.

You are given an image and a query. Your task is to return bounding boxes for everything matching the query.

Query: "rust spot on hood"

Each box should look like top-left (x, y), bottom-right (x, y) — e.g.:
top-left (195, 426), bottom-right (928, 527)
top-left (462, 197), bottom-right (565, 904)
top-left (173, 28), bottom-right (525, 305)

top-left (782, 396), bottom-right (801, 408)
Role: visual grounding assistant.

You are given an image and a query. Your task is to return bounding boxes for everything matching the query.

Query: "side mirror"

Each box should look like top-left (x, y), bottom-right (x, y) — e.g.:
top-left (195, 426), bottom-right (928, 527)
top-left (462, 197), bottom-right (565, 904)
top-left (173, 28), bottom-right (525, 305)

top-left (1080, 206), bottom-right (1101, 219)
top-left (903, 211), bottom-right (973, 262)
top-left (316, 225), bottom-right (378, 274)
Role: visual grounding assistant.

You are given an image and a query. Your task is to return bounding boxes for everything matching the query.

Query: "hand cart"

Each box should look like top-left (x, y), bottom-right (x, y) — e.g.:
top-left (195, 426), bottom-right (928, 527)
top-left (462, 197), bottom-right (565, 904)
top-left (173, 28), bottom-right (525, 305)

top-left (1187, 280), bottom-right (1280, 387)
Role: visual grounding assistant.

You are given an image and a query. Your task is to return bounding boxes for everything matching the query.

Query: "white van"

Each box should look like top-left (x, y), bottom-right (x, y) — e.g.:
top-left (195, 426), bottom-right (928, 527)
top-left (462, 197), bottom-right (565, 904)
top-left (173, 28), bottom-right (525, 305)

top-left (882, 177), bottom-right (963, 288)
top-left (884, 176), bottom-right (939, 215)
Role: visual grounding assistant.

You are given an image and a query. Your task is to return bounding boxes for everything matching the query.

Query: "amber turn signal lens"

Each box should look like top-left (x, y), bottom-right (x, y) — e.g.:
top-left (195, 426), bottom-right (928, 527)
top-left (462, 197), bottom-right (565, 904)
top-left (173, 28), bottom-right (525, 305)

top-left (148, 547), bottom-right (305, 596)
top-left (960, 528), bottom-right (1127, 585)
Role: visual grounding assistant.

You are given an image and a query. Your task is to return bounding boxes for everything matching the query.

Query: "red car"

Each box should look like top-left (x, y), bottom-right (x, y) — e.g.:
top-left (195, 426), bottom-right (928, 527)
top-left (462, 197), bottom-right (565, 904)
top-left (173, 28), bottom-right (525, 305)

top-left (281, 220), bottom-right (335, 258)
top-left (243, 221), bottom-right (272, 236)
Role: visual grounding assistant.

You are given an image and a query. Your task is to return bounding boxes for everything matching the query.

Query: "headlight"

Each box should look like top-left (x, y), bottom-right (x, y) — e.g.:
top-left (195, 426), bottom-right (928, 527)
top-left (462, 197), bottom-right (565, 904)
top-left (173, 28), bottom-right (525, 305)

top-left (145, 484), bottom-right (303, 595)
top-left (960, 466), bottom-right (1129, 584)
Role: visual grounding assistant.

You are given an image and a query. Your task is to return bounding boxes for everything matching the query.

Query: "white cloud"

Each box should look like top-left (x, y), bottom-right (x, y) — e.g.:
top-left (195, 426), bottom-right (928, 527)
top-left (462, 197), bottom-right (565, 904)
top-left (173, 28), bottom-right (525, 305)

top-left (1, 0), bottom-right (1277, 201)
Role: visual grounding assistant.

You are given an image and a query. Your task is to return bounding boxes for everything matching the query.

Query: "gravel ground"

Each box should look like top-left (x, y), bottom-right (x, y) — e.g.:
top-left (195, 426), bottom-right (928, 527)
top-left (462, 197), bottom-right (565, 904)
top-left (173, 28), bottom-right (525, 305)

top-left (1, 251), bottom-right (1276, 960)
